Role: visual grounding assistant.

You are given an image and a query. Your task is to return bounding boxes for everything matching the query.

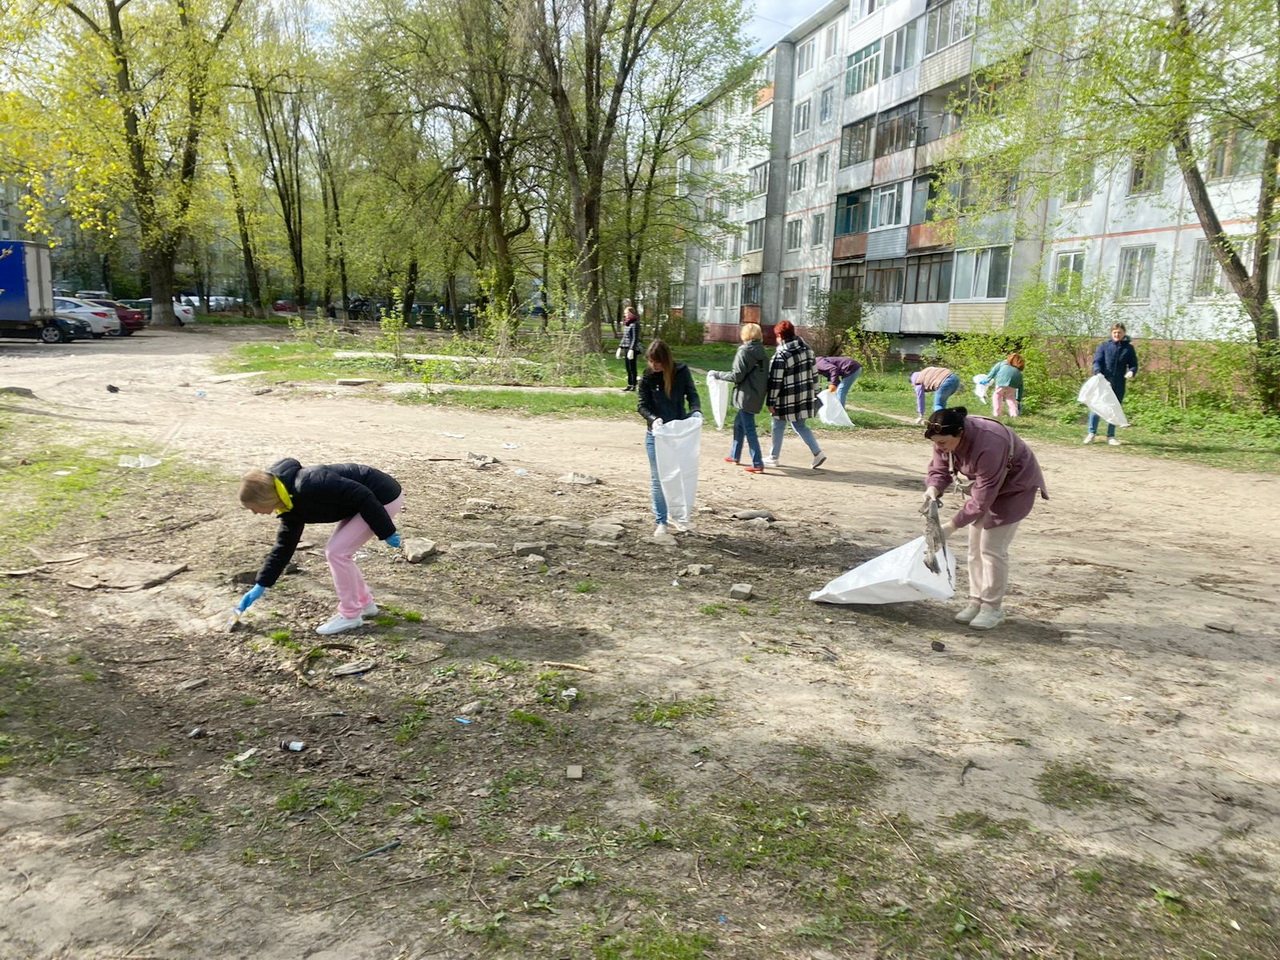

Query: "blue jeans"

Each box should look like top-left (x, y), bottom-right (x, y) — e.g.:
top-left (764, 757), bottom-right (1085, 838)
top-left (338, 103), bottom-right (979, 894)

top-left (730, 409), bottom-right (763, 467)
top-left (834, 369), bottom-right (862, 409)
top-left (933, 373), bottom-right (961, 412)
top-left (770, 417), bottom-right (822, 460)
top-left (1087, 380), bottom-right (1126, 438)
top-left (645, 431), bottom-right (666, 524)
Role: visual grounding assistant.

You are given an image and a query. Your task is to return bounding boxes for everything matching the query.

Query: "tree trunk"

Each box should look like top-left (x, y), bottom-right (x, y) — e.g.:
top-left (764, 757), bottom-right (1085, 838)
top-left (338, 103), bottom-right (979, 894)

top-left (224, 144), bottom-right (265, 318)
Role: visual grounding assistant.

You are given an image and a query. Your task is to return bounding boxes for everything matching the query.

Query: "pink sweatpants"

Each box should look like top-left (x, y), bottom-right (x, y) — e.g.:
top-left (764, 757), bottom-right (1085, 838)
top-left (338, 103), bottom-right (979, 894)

top-left (326, 493), bottom-right (404, 618)
top-left (991, 385), bottom-right (1019, 417)
top-left (966, 520), bottom-right (1020, 608)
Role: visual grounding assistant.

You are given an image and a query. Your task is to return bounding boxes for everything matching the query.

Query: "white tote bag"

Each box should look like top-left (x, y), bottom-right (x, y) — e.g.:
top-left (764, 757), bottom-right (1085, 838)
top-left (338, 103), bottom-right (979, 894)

top-left (705, 372), bottom-right (729, 430)
top-left (973, 374), bottom-right (990, 402)
top-left (809, 536), bottom-right (956, 604)
top-left (1077, 374), bottom-right (1129, 427)
top-left (653, 413), bottom-right (702, 527)
top-left (816, 390), bottom-right (853, 427)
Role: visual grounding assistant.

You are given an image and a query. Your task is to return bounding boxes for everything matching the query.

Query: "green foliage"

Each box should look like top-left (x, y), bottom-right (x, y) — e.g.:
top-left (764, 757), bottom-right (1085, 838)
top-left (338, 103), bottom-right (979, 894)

top-left (631, 696), bottom-right (716, 728)
top-left (806, 287), bottom-right (877, 357)
top-left (1036, 760), bottom-right (1132, 809)
top-left (651, 312), bottom-right (706, 347)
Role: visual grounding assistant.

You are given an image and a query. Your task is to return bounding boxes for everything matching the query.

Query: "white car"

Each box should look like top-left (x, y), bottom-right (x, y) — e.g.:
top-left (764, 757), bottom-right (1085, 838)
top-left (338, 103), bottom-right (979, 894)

top-left (53, 297), bottom-right (121, 338)
top-left (130, 299), bottom-right (196, 325)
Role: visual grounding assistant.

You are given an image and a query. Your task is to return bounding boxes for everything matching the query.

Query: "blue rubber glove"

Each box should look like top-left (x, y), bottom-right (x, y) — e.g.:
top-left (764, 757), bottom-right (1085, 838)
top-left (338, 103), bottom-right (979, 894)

top-left (385, 532), bottom-right (402, 548)
top-left (237, 584), bottom-right (266, 612)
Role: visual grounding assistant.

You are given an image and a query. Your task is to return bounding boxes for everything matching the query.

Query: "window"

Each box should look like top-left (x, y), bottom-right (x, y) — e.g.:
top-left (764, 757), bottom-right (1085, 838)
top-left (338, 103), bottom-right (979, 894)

top-left (819, 87), bottom-right (834, 125)
top-left (754, 104), bottom-right (772, 137)
top-left (867, 259), bottom-right (906, 302)
top-left (716, 148), bottom-right (730, 170)
top-left (824, 23), bottom-right (839, 59)
top-left (905, 253), bottom-right (953, 302)
top-left (782, 276), bottom-right (800, 309)
top-left (743, 274), bottom-right (762, 304)
top-left (730, 282), bottom-right (739, 307)
top-left (910, 174), bottom-right (938, 224)
top-left (1128, 149), bottom-right (1164, 195)
top-left (1054, 250), bottom-right (1086, 295)
top-left (789, 160), bottom-right (807, 192)
top-left (714, 284), bottom-right (725, 307)
top-left (669, 282), bottom-right (685, 309)
top-left (846, 41), bottom-right (881, 96)
top-left (793, 100), bottom-right (812, 135)
top-left (816, 151), bottom-right (830, 184)
top-left (749, 163), bottom-right (770, 195)
top-left (840, 118), bottom-right (874, 167)
top-left (746, 218), bottom-right (765, 252)
top-left (811, 212), bottom-right (827, 246)
top-left (832, 260), bottom-right (867, 292)
top-left (1190, 237), bottom-right (1251, 299)
top-left (1116, 244), bottom-right (1155, 301)
top-left (835, 190), bottom-right (871, 234)
top-left (870, 182), bottom-right (906, 228)
top-left (786, 219), bottom-right (804, 249)
top-left (953, 246), bottom-right (1012, 300)
top-left (882, 19), bottom-right (920, 80)
top-left (796, 38), bottom-right (816, 76)
top-left (808, 274), bottom-right (822, 306)
top-left (875, 100), bottom-right (919, 158)
top-left (699, 285), bottom-right (709, 307)
top-left (1210, 127), bottom-right (1263, 179)
top-left (1063, 161), bottom-right (1095, 204)
top-left (924, 0), bottom-right (975, 58)
top-left (754, 52), bottom-right (775, 87)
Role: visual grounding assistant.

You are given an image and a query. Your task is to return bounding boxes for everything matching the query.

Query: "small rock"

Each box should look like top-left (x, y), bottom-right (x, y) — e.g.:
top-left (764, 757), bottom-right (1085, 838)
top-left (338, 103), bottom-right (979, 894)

top-left (513, 542), bottom-right (550, 557)
top-left (587, 524), bottom-right (624, 540)
top-left (728, 583), bottom-right (754, 600)
top-left (743, 517), bottom-right (772, 530)
top-left (583, 539), bottom-right (620, 548)
top-left (930, 640), bottom-right (946, 652)
top-left (1205, 622), bottom-right (1236, 634)
top-left (522, 554), bottom-right (546, 566)
top-left (680, 564), bottom-right (715, 576)
top-left (557, 472), bottom-right (599, 485)
top-left (403, 539), bottom-right (438, 562)
top-left (459, 511), bottom-right (481, 520)
top-left (459, 700), bottom-right (485, 716)
top-left (566, 765), bottom-right (584, 780)
top-left (251, 387), bottom-right (273, 396)
top-left (549, 520), bottom-right (586, 533)
top-left (732, 509), bottom-right (775, 521)
top-left (449, 541), bottom-right (500, 556)
top-left (105, 385), bottom-right (119, 394)
top-left (177, 678), bottom-right (208, 692)
top-left (464, 498), bottom-right (500, 510)
top-left (466, 452), bottom-right (499, 468)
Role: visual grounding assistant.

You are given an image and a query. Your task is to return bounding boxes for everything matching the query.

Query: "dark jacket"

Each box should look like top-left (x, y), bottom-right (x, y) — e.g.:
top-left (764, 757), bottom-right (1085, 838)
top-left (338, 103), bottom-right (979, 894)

top-left (256, 458), bottom-right (402, 587)
top-left (767, 337), bottom-right (819, 421)
top-left (815, 356), bottom-right (862, 384)
top-left (638, 363), bottom-right (701, 431)
top-left (620, 316), bottom-right (640, 351)
top-left (712, 340), bottom-right (768, 414)
top-left (1093, 336), bottom-right (1138, 389)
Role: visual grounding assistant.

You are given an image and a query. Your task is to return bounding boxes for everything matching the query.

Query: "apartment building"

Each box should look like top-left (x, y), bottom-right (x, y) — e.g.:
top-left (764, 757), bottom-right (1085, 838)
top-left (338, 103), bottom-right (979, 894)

top-left (686, 0), bottom-right (1271, 344)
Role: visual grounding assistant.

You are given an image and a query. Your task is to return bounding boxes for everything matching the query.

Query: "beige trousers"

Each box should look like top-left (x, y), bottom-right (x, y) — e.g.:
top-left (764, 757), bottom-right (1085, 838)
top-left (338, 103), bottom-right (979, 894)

top-left (965, 520), bottom-right (1021, 608)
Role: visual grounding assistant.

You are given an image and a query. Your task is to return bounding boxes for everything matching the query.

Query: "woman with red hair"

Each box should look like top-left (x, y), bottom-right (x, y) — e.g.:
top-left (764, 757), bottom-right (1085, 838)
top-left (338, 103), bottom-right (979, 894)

top-left (765, 320), bottom-right (826, 469)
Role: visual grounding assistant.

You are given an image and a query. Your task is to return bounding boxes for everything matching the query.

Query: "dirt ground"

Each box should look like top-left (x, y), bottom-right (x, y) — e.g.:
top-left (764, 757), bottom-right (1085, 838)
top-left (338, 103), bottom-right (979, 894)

top-left (0, 327), bottom-right (1278, 959)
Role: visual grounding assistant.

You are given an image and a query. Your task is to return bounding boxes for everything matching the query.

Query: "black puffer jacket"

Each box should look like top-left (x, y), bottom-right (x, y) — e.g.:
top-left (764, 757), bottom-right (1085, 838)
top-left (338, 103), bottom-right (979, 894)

top-left (637, 363), bottom-right (701, 432)
top-left (255, 458), bottom-right (402, 587)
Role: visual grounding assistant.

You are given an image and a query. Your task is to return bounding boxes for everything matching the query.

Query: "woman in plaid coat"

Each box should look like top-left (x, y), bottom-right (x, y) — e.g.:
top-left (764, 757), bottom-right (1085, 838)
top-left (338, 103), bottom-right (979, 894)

top-left (765, 320), bottom-right (827, 469)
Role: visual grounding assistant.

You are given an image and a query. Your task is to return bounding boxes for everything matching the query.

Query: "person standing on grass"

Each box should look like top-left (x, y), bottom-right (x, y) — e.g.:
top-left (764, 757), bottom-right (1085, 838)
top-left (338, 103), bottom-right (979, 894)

top-left (921, 407), bottom-right (1048, 631)
top-left (910, 366), bottom-right (962, 423)
top-left (236, 459), bottom-right (404, 636)
top-left (617, 305), bottom-right (641, 392)
top-left (711, 322), bottom-right (769, 473)
top-left (985, 353), bottom-right (1025, 418)
top-left (816, 356), bottom-right (864, 411)
top-left (765, 319), bottom-right (826, 469)
top-left (638, 339), bottom-right (701, 535)
top-left (1085, 323), bottom-right (1139, 445)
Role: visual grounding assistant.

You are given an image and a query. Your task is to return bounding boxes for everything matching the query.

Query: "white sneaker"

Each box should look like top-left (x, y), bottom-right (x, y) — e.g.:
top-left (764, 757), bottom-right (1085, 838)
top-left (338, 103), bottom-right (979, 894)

top-left (1107, 437), bottom-right (1122, 446)
top-left (954, 602), bottom-right (982, 624)
top-left (969, 607), bottom-right (1006, 631)
top-left (811, 452), bottom-right (827, 469)
top-left (1083, 433), bottom-right (1096, 444)
top-left (361, 602), bottom-right (379, 617)
top-left (762, 456), bottom-right (779, 467)
top-left (316, 614), bottom-right (365, 636)
top-left (671, 520), bottom-right (692, 534)
top-left (653, 523), bottom-right (669, 537)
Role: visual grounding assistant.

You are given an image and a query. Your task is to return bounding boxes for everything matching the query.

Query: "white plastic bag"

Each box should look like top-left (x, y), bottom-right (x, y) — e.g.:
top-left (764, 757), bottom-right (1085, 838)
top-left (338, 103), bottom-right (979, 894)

top-left (816, 390), bottom-right (853, 427)
top-left (705, 372), bottom-right (729, 430)
top-left (653, 414), bottom-right (702, 528)
top-left (1077, 374), bottom-right (1129, 427)
top-left (973, 374), bottom-right (990, 403)
top-left (809, 536), bottom-right (955, 604)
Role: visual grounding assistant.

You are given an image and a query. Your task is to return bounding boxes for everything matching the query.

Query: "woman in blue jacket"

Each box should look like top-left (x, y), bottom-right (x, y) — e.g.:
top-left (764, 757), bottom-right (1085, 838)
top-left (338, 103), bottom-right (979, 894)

top-left (1085, 324), bottom-right (1139, 445)
top-left (236, 459), bottom-right (404, 635)
top-left (638, 339), bottom-right (701, 535)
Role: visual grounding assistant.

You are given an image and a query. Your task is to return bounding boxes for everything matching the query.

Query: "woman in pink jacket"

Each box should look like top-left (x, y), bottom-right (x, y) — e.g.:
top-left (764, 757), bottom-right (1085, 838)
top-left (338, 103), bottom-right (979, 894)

top-left (922, 407), bottom-right (1048, 631)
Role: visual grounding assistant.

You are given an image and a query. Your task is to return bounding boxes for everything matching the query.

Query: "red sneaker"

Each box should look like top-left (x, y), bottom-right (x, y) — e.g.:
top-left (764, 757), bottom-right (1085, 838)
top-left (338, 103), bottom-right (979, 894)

top-left (723, 457), bottom-right (739, 464)
top-left (744, 466), bottom-right (764, 473)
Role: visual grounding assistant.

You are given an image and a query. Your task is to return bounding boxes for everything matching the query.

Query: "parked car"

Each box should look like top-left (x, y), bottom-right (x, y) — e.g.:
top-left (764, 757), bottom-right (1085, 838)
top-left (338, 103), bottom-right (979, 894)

top-left (53, 296), bottom-right (121, 338)
top-left (272, 299), bottom-right (299, 313)
top-left (40, 314), bottom-right (92, 343)
top-left (120, 298), bottom-right (196, 325)
top-left (84, 298), bottom-right (147, 336)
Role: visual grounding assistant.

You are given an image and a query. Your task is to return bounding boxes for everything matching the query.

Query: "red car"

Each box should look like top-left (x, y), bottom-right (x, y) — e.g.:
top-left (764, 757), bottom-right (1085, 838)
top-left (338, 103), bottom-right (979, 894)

top-left (86, 299), bottom-right (148, 336)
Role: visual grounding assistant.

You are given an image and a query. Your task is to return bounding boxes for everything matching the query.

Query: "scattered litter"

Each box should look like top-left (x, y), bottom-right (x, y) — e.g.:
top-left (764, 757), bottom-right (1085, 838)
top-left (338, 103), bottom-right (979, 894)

top-left (930, 640), bottom-right (946, 652)
top-left (118, 454), bottom-right (162, 468)
top-left (1205, 622), bottom-right (1236, 634)
top-left (443, 432), bottom-right (465, 438)
top-left (348, 839), bottom-right (401, 862)
top-left (513, 468), bottom-right (529, 477)
top-left (557, 472), bottom-right (599, 485)
top-left (106, 384), bottom-right (119, 393)
top-left (188, 726), bottom-right (206, 738)
top-left (672, 579), bottom-right (680, 587)
top-left (454, 717), bottom-right (473, 724)
top-left (566, 765), bottom-right (584, 780)
top-left (1120, 696), bottom-right (1133, 701)
top-left (561, 687), bottom-right (579, 703)
top-left (280, 740), bottom-right (307, 752)
top-left (232, 748), bottom-right (258, 763)
top-left (176, 678), bottom-right (208, 692)
top-left (53, 469), bottom-right (73, 476)
top-left (330, 659), bottom-right (376, 677)
top-left (251, 387), bottom-right (273, 396)
top-left (502, 442), bottom-right (519, 449)
top-left (732, 509), bottom-right (775, 521)
top-left (195, 391), bottom-right (207, 399)
top-left (467, 452), bottom-right (499, 469)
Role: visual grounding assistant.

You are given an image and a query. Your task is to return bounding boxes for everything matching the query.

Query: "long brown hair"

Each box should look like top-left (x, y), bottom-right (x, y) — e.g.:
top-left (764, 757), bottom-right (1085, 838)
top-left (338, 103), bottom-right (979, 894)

top-left (646, 339), bottom-right (674, 395)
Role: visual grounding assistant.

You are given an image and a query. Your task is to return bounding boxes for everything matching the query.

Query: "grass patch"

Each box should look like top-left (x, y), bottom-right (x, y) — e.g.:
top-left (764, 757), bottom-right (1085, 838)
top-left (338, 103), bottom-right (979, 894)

top-left (1036, 760), bottom-right (1133, 808)
top-left (631, 696), bottom-right (716, 728)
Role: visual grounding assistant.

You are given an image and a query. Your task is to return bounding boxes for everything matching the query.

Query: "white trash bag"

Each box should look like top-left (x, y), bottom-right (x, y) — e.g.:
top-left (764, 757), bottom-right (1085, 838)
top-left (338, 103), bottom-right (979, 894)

top-left (1077, 374), bottom-right (1129, 428)
top-left (816, 389), bottom-right (853, 427)
top-left (653, 413), bottom-right (702, 528)
top-left (809, 536), bottom-right (955, 605)
top-left (705, 372), bottom-right (729, 431)
top-left (973, 374), bottom-right (990, 403)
